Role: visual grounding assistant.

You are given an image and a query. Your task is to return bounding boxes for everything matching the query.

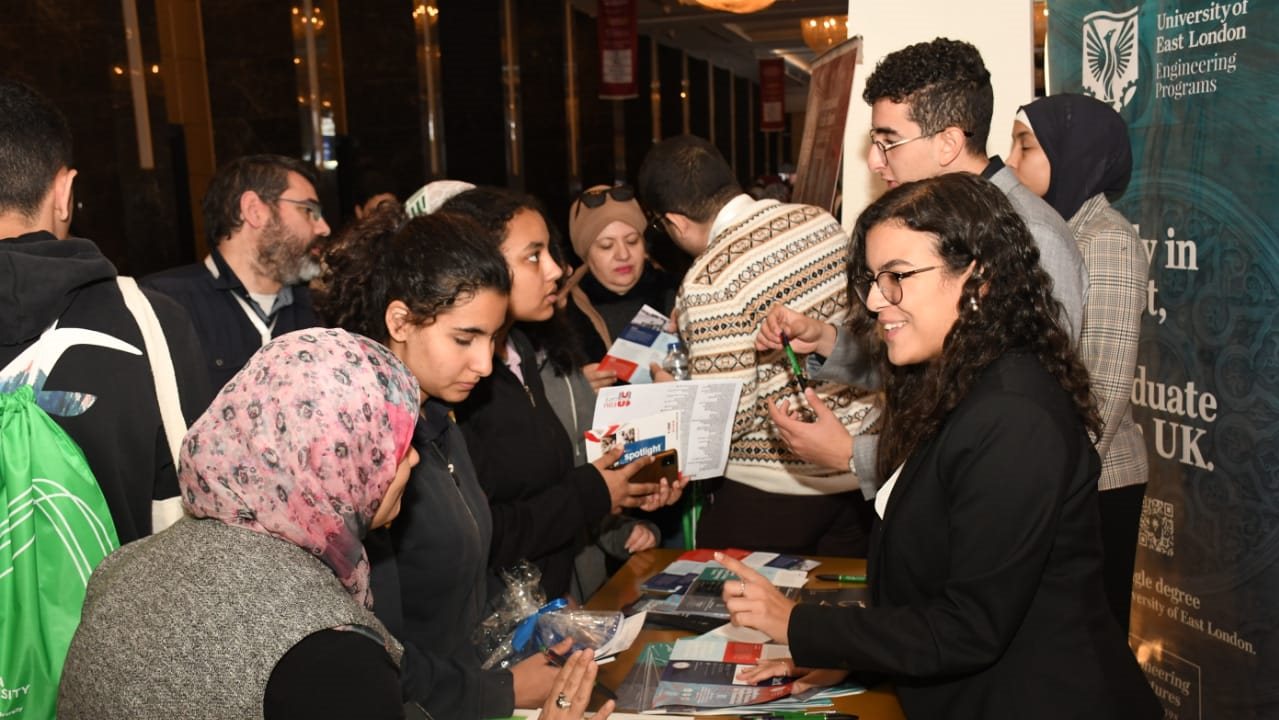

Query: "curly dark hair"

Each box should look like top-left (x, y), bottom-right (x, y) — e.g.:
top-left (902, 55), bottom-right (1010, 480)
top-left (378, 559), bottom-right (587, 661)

top-left (315, 201), bottom-right (510, 342)
top-left (846, 173), bottom-right (1099, 482)
top-left (442, 186), bottom-right (588, 374)
top-left (863, 38), bottom-right (993, 157)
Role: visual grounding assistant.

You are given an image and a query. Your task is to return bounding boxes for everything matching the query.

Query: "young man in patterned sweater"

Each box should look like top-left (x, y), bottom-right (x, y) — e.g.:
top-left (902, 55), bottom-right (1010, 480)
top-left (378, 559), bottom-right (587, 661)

top-left (638, 135), bottom-right (876, 556)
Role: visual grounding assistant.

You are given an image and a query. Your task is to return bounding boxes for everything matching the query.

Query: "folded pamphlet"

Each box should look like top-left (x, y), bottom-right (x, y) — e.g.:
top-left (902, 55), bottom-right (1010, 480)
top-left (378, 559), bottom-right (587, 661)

top-left (595, 304), bottom-right (678, 384)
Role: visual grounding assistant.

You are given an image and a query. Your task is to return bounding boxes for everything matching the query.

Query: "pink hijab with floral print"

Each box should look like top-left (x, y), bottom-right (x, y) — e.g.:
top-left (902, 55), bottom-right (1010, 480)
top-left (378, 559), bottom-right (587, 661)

top-left (179, 329), bottom-right (418, 608)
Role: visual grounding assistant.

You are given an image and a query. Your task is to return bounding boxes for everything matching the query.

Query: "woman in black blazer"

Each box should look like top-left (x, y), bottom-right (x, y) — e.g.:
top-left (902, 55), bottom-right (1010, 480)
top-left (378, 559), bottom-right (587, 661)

top-left (718, 173), bottom-right (1161, 719)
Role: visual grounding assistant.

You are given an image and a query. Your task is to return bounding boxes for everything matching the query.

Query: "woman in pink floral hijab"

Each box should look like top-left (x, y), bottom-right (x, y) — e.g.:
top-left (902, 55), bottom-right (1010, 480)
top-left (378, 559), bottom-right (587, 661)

top-left (179, 327), bottom-right (419, 608)
top-left (60, 328), bottom-right (423, 719)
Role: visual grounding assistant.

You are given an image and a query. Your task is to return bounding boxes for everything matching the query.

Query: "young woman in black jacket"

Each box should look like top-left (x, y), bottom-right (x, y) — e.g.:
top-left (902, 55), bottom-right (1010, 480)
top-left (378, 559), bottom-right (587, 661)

top-left (441, 187), bottom-right (685, 599)
top-left (318, 207), bottom-right (594, 718)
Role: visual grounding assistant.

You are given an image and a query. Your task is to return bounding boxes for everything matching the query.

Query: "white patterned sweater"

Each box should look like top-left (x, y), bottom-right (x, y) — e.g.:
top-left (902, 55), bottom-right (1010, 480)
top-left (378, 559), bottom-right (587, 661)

top-left (677, 195), bottom-right (877, 495)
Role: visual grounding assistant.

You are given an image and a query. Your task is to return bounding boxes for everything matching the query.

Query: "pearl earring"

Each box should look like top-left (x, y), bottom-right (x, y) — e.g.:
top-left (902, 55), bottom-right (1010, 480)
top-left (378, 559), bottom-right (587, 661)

top-left (969, 296), bottom-right (979, 312)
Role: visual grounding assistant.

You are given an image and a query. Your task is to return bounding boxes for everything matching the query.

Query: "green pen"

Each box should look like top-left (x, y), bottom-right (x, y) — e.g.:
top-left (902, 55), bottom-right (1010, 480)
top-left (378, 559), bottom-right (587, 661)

top-left (780, 331), bottom-right (808, 385)
top-left (772, 329), bottom-right (813, 419)
top-left (779, 332), bottom-right (815, 422)
top-left (816, 573), bottom-right (867, 583)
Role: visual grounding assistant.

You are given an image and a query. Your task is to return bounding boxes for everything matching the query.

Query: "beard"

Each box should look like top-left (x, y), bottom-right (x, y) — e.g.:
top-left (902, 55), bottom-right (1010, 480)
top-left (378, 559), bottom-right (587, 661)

top-left (256, 213), bottom-right (321, 285)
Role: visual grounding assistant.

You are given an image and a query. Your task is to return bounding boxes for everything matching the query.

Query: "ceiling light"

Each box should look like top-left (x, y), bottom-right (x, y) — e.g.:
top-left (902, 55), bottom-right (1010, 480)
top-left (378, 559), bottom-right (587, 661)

top-left (800, 15), bottom-right (848, 53)
top-left (679, 0), bottom-right (777, 14)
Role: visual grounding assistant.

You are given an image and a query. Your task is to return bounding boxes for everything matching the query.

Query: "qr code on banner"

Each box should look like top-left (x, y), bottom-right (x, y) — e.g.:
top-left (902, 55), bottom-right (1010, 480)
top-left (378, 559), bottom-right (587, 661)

top-left (1138, 496), bottom-right (1175, 557)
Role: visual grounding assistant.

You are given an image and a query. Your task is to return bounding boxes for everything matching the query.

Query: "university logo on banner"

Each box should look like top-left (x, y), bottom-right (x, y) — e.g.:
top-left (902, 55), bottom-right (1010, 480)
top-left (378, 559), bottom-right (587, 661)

top-left (1083, 6), bottom-right (1139, 111)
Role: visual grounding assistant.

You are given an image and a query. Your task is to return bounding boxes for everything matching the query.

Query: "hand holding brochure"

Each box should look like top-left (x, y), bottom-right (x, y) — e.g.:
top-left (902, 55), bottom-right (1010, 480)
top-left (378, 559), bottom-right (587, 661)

top-left (595, 304), bottom-right (678, 384)
top-left (584, 411), bottom-right (681, 468)
top-left (594, 380), bottom-right (743, 480)
top-left (651, 636), bottom-right (795, 710)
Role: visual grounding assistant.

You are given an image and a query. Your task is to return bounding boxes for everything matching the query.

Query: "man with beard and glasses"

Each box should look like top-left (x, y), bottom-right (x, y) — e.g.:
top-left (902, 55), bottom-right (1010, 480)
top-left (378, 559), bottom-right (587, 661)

top-left (144, 154), bottom-right (331, 394)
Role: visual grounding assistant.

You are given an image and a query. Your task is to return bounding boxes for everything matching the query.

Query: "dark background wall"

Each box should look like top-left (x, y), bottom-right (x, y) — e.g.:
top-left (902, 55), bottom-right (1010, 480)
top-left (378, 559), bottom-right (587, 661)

top-left (3, 1), bottom-right (776, 271)
top-left (201, 1), bottom-right (299, 163)
top-left (338, 0), bottom-right (423, 212)
top-left (574, 8), bottom-right (615, 197)
top-left (437, 0), bottom-right (505, 189)
top-left (518, 0), bottom-right (573, 227)
top-left (0, 1), bottom-right (185, 275)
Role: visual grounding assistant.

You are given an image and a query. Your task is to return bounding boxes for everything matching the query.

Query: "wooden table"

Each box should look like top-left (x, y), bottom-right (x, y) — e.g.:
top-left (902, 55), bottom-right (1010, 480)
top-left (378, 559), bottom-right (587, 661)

top-left (584, 548), bottom-right (905, 719)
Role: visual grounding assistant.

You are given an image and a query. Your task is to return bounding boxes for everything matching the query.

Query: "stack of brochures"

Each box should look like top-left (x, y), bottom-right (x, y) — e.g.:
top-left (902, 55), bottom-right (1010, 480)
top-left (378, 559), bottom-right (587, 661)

top-left (614, 633), bottom-right (866, 714)
top-left (623, 549), bottom-right (866, 633)
top-left (613, 549), bottom-right (869, 713)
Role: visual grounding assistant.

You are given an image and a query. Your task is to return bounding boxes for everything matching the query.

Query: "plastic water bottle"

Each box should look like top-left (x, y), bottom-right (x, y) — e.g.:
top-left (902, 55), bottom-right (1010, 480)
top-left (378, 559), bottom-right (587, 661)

top-left (662, 341), bottom-right (692, 381)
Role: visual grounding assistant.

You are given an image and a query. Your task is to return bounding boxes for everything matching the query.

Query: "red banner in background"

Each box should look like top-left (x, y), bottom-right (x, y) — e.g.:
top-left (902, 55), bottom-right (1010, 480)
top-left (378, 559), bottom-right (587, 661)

top-left (759, 58), bottom-right (786, 132)
top-left (598, 0), bottom-right (638, 99)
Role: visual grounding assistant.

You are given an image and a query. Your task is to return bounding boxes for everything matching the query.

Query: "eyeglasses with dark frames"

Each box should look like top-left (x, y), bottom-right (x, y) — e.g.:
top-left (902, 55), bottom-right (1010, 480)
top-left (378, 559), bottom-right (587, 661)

top-left (573, 185), bottom-right (635, 218)
top-left (276, 197), bottom-right (324, 223)
top-left (853, 266), bottom-right (940, 307)
top-left (646, 210), bottom-right (668, 234)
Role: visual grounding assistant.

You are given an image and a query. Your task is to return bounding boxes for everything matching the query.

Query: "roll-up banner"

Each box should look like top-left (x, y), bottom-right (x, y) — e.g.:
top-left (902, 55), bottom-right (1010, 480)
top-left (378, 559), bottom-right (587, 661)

top-left (759, 58), bottom-right (786, 132)
top-left (598, 0), bottom-right (638, 100)
top-left (792, 37), bottom-right (861, 211)
top-left (1049, 2), bottom-right (1276, 716)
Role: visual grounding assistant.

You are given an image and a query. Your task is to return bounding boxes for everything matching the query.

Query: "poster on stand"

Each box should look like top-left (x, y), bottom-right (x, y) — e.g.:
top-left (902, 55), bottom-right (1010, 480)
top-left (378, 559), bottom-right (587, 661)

top-left (791, 36), bottom-right (861, 211)
top-left (1049, 2), bottom-right (1277, 717)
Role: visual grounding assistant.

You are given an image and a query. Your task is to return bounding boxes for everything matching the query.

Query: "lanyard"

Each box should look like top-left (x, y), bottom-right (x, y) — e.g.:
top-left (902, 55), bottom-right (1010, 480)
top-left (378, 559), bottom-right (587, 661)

top-left (229, 291), bottom-right (276, 346)
top-left (204, 254), bottom-right (277, 346)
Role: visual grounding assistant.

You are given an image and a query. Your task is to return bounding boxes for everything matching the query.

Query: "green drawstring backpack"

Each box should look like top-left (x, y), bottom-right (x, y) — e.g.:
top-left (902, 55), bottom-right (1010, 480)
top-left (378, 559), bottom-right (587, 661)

top-left (0, 385), bottom-right (119, 719)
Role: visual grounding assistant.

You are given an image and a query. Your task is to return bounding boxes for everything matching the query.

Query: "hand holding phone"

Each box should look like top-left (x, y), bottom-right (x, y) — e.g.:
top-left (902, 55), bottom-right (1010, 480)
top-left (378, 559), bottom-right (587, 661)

top-left (627, 449), bottom-right (679, 485)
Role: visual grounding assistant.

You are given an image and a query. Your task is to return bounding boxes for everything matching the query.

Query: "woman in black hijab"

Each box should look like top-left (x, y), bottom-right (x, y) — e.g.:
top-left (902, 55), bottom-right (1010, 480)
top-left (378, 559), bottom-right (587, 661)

top-left (1007, 93), bottom-right (1150, 634)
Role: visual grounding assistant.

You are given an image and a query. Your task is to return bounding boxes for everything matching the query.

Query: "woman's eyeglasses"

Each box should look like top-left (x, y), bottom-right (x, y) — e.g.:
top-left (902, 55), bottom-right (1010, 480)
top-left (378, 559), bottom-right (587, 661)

top-left (853, 266), bottom-right (939, 306)
top-left (574, 185), bottom-right (635, 217)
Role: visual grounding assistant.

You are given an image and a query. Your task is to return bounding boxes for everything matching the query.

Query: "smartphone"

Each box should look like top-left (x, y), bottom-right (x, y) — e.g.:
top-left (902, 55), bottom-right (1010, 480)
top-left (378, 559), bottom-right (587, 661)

top-left (628, 449), bottom-right (679, 485)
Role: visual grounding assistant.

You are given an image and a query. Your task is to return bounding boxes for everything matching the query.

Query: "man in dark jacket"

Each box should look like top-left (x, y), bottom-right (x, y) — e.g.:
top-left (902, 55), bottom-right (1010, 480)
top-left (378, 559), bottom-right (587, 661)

top-left (0, 79), bottom-right (210, 544)
top-left (143, 154), bottom-right (330, 393)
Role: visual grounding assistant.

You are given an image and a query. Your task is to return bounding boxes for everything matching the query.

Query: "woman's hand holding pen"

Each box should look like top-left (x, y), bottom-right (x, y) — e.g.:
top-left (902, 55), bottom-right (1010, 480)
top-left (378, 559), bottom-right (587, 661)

top-left (717, 552), bottom-right (796, 644)
top-left (756, 305), bottom-right (837, 356)
top-left (770, 388), bottom-right (854, 471)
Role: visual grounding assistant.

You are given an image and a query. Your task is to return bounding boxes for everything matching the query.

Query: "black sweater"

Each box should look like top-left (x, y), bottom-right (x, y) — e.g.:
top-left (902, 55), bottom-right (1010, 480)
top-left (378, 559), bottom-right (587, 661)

top-left (455, 329), bottom-right (611, 598)
top-left (367, 401), bottom-right (513, 718)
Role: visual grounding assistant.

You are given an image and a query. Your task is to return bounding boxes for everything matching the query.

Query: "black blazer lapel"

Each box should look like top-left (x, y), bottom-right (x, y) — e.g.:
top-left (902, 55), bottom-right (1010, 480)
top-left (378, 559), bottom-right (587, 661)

top-left (867, 435), bottom-right (938, 594)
